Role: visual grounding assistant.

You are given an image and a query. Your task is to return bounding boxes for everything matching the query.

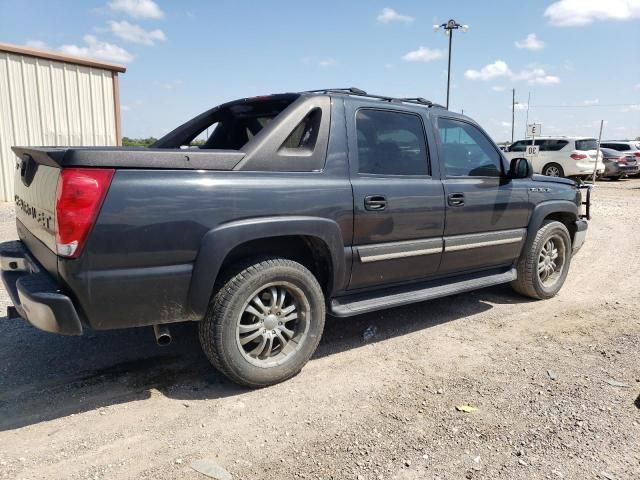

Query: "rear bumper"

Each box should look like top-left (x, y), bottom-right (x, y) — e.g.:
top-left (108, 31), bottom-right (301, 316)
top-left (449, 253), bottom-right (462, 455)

top-left (570, 161), bottom-right (604, 177)
top-left (0, 240), bottom-right (82, 335)
top-left (604, 164), bottom-right (639, 177)
top-left (572, 220), bottom-right (588, 255)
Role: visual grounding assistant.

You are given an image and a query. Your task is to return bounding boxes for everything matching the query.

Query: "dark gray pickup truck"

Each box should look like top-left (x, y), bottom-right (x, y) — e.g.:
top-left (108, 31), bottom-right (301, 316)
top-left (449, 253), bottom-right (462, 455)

top-left (1, 88), bottom-right (589, 387)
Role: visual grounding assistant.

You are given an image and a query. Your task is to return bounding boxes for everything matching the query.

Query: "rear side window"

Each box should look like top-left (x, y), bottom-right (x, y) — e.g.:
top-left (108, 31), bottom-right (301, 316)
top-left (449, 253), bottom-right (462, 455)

top-left (280, 108), bottom-right (321, 152)
top-left (575, 139), bottom-right (598, 151)
top-left (538, 139), bottom-right (569, 151)
top-left (438, 118), bottom-right (503, 177)
top-left (356, 109), bottom-right (429, 175)
top-left (601, 143), bottom-right (629, 151)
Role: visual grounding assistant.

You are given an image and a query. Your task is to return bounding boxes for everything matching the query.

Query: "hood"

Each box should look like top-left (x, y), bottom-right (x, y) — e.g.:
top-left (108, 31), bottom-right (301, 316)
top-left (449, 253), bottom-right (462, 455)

top-left (531, 174), bottom-right (577, 187)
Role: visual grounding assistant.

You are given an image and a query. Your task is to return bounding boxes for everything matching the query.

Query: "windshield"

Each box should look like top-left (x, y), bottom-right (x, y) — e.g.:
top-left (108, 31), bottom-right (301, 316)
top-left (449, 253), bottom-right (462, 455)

top-left (575, 139), bottom-right (598, 151)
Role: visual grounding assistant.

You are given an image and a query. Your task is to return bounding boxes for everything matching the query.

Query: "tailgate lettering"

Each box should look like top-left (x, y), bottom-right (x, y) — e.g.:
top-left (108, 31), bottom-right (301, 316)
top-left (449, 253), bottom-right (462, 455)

top-left (15, 195), bottom-right (54, 232)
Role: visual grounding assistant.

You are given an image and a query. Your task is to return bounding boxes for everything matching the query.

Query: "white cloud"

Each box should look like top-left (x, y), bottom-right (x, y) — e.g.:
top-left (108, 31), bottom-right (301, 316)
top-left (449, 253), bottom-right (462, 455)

top-left (60, 35), bottom-right (133, 63)
top-left (545, 0), bottom-right (640, 26)
top-left (515, 33), bottom-right (545, 50)
top-left (160, 79), bottom-right (182, 90)
top-left (509, 70), bottom-right (559, 84)
top-left (25, 40), bottom-right (49, 49)
top-left (377, 7), bottom-right (414, 24)
top-left (514, 103), bottom-right (529, 111)
top-left (109, 20), bottom-right (166, 45)
top-left (108, 0), bottom-right (164, 19)
top-left (465, 60), bottom-right (560, 85)
top-left (500, 121), bottom-right (511, 127)
top-left (492, 86), bottom-right (506, 92)
top-left (121, 104), bottom-right (131, 111)
top-left (634, 83), bottom-right (640, 90)
top-left (583, 98), bottom-right (599, 105)
top-left (464, 60), bottom-right (510, 80)
top-left (303, 57), bottom-right (336, 68)
top-left (622, 104), bottom-right (640, 112)
top-left (402, 46), bottom-right (443, 62)
top-left (384, 63), bottom-right (393, 69)
top-left (317, 58), bottom-right (336, 67)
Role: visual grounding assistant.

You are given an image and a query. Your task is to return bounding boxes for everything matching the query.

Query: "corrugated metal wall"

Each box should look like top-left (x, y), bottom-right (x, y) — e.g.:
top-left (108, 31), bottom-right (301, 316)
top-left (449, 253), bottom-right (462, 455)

top-left (0, 52), bottom-right (118, 201)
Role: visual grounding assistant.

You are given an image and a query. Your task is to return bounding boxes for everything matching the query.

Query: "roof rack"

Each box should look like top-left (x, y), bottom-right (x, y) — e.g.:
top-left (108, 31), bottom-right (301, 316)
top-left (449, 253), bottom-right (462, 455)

top-left (305, 87), bottom-right (368, 95)
top-left (302, 88), bottom-right (445, 109)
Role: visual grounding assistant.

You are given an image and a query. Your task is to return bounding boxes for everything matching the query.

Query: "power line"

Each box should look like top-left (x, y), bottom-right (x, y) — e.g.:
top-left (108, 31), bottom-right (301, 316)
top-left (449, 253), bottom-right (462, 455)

top-left (526, 103), bottom-right (638, 108)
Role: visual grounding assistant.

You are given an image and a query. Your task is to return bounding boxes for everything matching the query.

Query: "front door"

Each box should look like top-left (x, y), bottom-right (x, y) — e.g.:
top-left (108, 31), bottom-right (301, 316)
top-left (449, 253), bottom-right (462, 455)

top-left (347, 104), bottom-right (445, 290)
top-left (434, 116), bottom-right (531, 275)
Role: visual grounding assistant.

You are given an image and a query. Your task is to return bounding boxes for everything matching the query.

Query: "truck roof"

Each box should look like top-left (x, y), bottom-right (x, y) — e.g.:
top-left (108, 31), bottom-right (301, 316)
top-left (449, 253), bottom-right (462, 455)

top-left (301, 87), bottom-right (447, 110)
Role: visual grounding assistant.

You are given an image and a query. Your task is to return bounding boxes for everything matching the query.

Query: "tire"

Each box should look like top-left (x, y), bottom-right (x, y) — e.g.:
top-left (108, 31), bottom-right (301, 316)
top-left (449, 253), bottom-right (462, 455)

top-left (542, 163), bottom-right (564, 178)
top-left (511, 220), bottom-right (572, 300)
top-left (609, 176), bottom-right (621, 181)
top-left (199, 257), bottom-right (325, 387)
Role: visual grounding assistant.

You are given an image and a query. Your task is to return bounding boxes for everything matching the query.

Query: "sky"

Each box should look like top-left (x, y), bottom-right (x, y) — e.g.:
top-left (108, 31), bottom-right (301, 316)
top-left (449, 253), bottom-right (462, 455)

top-left (1, 0), bottom-right (639, 142)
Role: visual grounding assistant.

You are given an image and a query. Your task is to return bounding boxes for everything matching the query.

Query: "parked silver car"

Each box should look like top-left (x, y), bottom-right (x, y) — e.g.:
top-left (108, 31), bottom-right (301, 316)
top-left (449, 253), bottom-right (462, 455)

top-left (600, 147), bottom-right (639, 180)
top-left (600, 141), bottom-right (640, 177)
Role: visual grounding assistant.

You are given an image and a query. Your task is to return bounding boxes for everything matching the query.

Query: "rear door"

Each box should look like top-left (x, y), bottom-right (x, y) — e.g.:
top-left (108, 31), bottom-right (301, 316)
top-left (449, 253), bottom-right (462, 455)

top-left (434, 116), bottom-right (530, 275)
top-left (346, 102), bottom-right (445, 290)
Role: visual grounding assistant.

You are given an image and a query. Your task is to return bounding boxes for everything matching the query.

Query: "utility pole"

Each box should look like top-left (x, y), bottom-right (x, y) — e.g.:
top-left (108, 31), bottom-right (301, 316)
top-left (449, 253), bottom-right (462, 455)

top-left (511, 88), bottom-right (516, 144)
top-left (434, 19), bottom-right (468, 109)
top-left (524, 92), bottom-right (531, 138)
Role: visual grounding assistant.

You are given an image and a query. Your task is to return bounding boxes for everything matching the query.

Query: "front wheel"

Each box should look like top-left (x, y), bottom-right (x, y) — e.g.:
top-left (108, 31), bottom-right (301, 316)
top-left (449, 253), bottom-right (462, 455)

top-left (511, 220), bottom-right (572, 300)
top-left (199, 257), bottom-right (325, 387)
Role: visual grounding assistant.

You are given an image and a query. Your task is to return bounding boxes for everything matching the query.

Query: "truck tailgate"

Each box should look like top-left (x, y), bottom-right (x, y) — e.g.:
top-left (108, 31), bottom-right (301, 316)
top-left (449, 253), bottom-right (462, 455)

top-left (13, 150), bottom-right (60, 257)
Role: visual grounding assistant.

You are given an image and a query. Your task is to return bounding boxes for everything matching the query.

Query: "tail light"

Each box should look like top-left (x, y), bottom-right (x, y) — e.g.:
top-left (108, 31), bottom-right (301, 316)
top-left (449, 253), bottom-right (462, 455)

top-left (570, 153), bottom-right (587, 161)
top-left (617, 156), bottom-right (628, 165)
top-left (55, 168), bottom-right (114, 258)
top-left (634, 151), bottom-right (640, 159)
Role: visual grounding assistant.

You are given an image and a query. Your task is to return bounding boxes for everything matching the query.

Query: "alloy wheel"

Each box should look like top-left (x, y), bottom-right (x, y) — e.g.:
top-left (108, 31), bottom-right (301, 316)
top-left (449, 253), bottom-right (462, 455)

top-left (236, 282), bottom-right (310, 367)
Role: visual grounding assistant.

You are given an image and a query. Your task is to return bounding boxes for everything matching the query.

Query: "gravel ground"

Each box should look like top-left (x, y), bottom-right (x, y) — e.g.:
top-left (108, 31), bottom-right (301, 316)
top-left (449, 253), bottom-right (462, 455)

top-left (0, 180), bottom-right (638, 480)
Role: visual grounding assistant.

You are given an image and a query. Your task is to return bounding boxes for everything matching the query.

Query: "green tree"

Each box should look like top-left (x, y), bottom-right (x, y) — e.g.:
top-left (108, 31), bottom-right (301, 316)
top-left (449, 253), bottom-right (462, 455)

top-left (121, 137), bottom-right (158, 147)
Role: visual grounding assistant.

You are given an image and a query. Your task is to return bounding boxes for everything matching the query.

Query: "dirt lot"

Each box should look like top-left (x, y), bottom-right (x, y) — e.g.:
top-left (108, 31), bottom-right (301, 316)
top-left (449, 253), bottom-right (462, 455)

top-left (0, 180), bottom-right (638, 480)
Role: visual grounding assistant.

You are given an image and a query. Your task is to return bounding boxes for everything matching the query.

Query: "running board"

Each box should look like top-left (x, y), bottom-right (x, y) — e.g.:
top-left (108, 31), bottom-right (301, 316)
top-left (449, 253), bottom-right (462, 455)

top-left (330, 268), bottom-right (517, 317)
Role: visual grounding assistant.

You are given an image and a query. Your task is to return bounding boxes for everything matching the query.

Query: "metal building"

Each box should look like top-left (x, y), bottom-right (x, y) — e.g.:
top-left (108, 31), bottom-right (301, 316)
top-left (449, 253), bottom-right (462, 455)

top-left (0, 43), bottom-right (126, 201)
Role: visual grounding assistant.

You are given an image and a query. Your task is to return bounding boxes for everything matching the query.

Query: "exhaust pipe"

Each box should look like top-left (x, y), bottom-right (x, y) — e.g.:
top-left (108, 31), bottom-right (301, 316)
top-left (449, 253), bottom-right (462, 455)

top-left (153, 324), bottom-right (172, 346)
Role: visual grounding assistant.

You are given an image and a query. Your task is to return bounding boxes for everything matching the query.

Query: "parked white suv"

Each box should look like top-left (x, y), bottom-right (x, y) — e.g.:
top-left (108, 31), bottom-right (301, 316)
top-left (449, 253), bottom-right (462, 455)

top-left (505, 136), bottom-right (604, 179)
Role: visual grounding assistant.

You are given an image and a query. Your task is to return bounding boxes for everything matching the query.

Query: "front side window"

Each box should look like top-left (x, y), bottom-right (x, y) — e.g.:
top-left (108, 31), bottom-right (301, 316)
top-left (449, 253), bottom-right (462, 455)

top-left (438, 118), bottom-right (503, 177)
top-left (356, 109), bottom-right (429, 175)
top-left (509, 140), bottom-right (529, 152)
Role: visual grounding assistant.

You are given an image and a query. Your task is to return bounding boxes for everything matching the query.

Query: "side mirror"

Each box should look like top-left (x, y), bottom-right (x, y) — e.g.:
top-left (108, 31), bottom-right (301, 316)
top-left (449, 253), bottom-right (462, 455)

top-left (509, 157), bottom-right (532, 179)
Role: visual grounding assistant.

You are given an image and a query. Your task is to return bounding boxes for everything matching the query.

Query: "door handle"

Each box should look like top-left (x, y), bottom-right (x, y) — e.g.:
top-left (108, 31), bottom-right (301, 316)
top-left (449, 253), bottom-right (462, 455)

top-left (447, 193), bottom-right (465, 207)
top-left (364, 195), bottom-right (387, 211)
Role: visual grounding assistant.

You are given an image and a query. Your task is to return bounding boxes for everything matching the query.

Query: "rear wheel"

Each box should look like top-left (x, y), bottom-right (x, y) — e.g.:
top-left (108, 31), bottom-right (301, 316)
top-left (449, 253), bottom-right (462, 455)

top-left (609, 176), bottom-right (621, 181)
top-left (199, 257), bottom-right (325, 387)
top-left (542, 163), bottom-right (564, 178)
top-left (511, 220), bottom-right (572, 300)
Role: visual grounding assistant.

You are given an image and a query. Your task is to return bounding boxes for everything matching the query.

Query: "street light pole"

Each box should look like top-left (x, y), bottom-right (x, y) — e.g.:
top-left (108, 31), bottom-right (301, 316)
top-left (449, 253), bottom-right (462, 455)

top-left (434, 19), bottom-right (468, 110)
top-left (446, 30), bottom-right (453, 109)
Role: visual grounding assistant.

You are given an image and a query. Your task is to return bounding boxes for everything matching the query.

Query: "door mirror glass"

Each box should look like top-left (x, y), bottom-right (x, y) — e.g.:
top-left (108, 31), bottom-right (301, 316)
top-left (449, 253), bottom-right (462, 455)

top-left (509, 157), bottom-right (532, 178)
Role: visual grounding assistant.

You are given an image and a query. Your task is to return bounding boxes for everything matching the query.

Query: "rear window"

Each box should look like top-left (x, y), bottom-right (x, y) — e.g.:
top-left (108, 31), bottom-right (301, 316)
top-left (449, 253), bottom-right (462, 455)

top-left (575, 139), bottom-right (598, 151)
top-left (153, 95), bottom-right (299, 149)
